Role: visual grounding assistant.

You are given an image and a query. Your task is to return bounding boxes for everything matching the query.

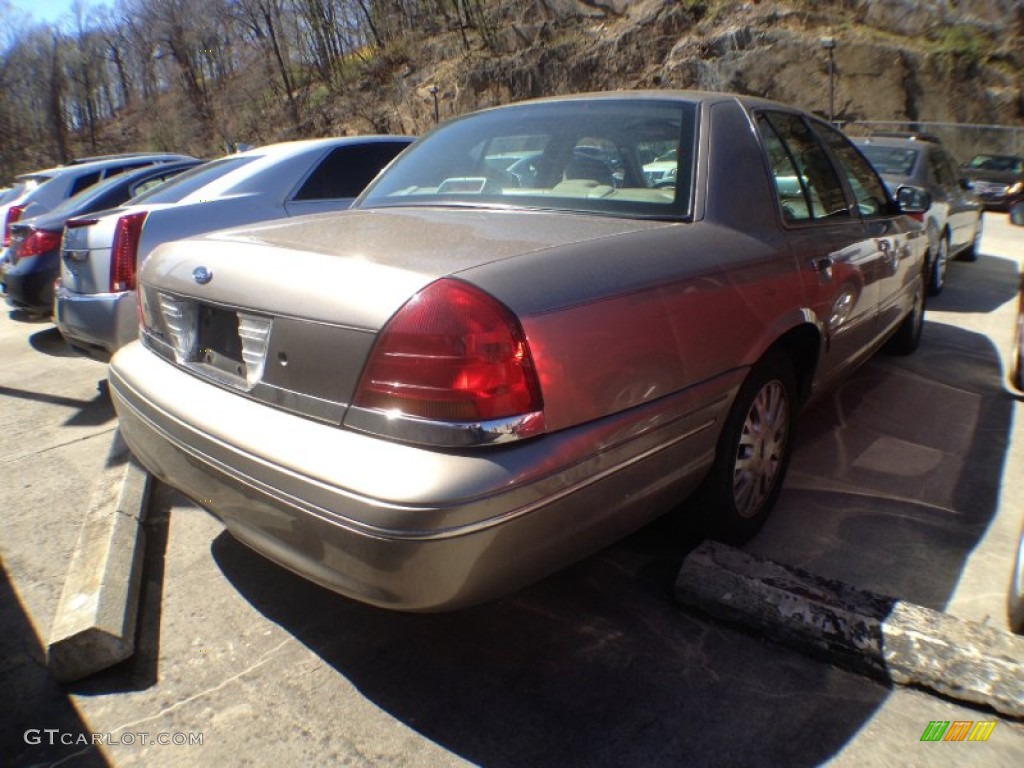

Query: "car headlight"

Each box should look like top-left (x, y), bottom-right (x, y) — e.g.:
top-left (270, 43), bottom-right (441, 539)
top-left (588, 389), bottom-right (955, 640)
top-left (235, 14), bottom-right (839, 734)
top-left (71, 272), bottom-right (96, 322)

top-left (1007, 181), bottom-right (1024, 196)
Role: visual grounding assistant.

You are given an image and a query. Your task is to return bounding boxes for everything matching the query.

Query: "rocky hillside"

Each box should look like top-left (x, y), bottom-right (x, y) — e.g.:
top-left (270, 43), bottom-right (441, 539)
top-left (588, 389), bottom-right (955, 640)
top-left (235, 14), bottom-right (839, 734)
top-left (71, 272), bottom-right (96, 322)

top-left (4, 0), bottom-right (1023, 176)
top-left (367, 0), bottom-right (1023, 138)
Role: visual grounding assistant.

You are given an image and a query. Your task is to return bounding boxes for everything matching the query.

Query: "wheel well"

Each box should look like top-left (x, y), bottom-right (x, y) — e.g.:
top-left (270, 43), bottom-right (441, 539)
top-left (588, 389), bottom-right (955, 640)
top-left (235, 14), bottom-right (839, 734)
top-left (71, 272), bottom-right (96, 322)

top-left (770, 325), bottom-right (820, 406)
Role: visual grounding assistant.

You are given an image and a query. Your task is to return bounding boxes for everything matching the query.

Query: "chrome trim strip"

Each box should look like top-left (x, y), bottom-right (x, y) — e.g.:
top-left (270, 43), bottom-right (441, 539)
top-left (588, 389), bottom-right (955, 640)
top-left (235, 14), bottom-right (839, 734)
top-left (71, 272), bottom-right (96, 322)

top-left (112, 369), bottom-right (717, 543)
top-left (343, 405), bottom-right (546, 448)
top-left (141, 328), bottom-right (343, 424)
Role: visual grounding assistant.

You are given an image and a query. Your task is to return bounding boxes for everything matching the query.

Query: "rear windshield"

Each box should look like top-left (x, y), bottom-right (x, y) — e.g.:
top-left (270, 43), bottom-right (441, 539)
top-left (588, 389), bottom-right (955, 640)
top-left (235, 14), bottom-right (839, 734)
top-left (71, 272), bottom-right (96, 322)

top-left (857, 145), bottom-right (919, 177)
top-left (46, 173), bottom-right (130, 218)
top-left (358, 99), bottom-right (698, 220)
top-left (129, 156), bottom-right (256, 204)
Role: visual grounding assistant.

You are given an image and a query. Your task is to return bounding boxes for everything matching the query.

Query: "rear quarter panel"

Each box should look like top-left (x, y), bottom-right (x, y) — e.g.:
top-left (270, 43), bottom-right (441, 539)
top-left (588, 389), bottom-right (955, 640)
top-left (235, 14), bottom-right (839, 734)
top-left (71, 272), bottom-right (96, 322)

top-left (469, 223), bottom-right (807, 433)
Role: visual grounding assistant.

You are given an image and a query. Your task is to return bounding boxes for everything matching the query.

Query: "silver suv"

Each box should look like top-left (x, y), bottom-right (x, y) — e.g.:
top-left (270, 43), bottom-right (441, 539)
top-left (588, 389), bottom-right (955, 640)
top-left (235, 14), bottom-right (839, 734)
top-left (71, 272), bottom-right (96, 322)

top-left (853, 134), bottom-right (982, 295)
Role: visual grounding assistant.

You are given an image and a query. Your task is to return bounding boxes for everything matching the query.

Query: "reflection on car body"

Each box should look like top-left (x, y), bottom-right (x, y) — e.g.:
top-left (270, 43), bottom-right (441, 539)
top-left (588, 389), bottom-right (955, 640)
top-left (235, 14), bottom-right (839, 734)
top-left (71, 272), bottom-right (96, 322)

top-left (110, 92), bottom-right (930, 611)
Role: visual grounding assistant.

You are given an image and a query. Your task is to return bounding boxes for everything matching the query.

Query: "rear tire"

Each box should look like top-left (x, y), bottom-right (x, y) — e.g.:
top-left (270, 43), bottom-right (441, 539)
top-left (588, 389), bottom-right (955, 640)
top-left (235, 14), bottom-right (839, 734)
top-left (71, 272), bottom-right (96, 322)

top-left (699, 349), bottom-right (797, 544)
top-left (887, 273), bottom-right (925, 355)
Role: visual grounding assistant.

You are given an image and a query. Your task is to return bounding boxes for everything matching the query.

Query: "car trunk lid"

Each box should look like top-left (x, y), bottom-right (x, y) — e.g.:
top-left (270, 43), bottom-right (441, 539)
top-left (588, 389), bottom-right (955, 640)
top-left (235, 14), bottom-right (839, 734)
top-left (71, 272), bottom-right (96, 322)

top-left (136, 207), bottom-right (671, 423)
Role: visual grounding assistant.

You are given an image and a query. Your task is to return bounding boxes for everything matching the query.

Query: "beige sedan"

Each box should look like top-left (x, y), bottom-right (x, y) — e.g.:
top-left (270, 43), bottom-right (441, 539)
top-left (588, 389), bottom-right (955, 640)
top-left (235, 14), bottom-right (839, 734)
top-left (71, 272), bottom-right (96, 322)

top-left (109, 92), bottom-right (930, 610)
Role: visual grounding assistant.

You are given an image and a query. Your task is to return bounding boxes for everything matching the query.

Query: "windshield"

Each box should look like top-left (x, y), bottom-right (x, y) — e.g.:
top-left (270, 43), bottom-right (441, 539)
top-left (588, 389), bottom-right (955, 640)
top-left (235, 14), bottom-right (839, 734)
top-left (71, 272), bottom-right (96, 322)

top-left (128, 156), bottom-right (256, 204)
top-left (358, 99), bottom-right (698, 220)
top-left (857, 145), bottom-right (919, 177)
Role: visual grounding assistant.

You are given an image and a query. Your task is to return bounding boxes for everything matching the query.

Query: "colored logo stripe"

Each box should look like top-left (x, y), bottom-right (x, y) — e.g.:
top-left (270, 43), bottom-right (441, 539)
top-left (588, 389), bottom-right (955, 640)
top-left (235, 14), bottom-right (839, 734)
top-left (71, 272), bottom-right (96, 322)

top-left (920, 720), bottom-right (996, 742)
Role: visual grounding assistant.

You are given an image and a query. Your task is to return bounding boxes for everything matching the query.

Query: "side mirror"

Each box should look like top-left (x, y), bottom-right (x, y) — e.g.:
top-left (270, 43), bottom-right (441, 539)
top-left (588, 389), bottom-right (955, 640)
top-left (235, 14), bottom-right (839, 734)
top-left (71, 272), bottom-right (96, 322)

top-left (959, 178), bottom-right (974, 191)
top-left (896, 185), bottom-right (931, 215)
top-left (1009, 201), bottom-right (1024, 227)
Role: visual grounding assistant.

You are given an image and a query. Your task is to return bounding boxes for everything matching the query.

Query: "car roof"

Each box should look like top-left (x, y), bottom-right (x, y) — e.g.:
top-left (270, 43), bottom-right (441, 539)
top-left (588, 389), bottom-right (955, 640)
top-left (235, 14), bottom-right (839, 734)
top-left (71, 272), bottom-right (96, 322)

top-left (236, 136), bottom-right (415, 160)
top-left (473, 89), bottom-right (815, 116)
top-left (14, 153), bottom-right (194, 183)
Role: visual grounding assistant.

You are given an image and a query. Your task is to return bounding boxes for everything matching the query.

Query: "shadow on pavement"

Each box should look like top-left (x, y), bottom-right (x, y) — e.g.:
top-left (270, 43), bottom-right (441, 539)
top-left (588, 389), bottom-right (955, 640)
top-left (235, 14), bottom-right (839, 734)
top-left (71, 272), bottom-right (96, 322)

top-left (0, 564), bottom-right (109, 767)
top-left (212, 522), bottom-right (890, 768)
top-left (936, 252), bottom-right (1019, 314)
top-left (0, 380), bottom-right (114, 428)
top-left (756, 319), bottom-right (1013, 612)
top-left (28, 326), bottom-right (78, 357)
top-left (6, 309), bottom-right (51, 324)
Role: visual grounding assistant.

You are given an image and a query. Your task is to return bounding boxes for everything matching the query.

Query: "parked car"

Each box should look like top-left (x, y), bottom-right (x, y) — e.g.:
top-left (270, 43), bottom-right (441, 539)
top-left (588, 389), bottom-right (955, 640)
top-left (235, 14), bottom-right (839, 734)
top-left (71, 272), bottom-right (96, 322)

top-left (55, 136), bottom-right (413, 359)
top-left (1, 160), bottom-right (201, 315)
top-left (643, 148), bottom-right (679, 187)
top-left (853, 134), bottom-right (982, 295)
top-left (2, 153), bottom-right (193, 249)
top-left (959, 153), bottom-right (1024, 212)
top-left (1008, 200), bottom-right (1024, 634)
top-left (2, 174), bottom-right (52, 248)
top-left (109, 92), bottom-right (930, 611)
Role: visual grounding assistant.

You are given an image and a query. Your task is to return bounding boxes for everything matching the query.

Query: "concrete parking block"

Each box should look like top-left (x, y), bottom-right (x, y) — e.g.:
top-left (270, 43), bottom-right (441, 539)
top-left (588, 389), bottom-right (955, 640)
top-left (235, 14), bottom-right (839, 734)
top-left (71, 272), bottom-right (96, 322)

top-left (676, 541), bottom-right (1024, 718)
top-left (46, 428), bottom-right (151, 683)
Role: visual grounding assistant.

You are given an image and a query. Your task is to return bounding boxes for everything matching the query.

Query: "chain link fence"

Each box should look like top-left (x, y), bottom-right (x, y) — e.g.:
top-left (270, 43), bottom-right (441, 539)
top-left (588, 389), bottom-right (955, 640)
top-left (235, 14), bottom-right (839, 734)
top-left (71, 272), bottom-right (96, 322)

top-left (843, 121), bottom-right (1024, 165)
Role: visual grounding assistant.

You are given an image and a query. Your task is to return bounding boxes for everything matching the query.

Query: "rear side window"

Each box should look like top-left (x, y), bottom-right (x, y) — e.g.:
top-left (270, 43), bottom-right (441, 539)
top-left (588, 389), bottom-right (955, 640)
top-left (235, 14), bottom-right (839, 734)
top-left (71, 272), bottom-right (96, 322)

top-left (813, 122), bottom-right (890, 218)
top-left (69, 171), bottom-right (102, 197)
top-left (757, 112), bottom-right (849, 222)
top-left (293, 143), bottom-right (410, 200)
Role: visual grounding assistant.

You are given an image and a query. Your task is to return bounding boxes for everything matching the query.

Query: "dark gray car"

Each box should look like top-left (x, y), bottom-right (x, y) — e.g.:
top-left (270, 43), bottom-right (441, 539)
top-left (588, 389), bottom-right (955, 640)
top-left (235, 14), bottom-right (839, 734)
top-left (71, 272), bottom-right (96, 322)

top-left (853, 134), bottom-right (982, 295)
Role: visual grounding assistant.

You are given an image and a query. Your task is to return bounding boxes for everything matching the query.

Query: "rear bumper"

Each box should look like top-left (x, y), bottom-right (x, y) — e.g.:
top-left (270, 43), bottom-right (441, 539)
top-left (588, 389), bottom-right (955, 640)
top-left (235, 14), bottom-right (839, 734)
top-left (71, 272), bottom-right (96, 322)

top-left (2, 253), bottom-right (57, 314)
top-left (110, 341), bottom-right (732, 611)
top-left (54, 284), bottom-right (137, 360)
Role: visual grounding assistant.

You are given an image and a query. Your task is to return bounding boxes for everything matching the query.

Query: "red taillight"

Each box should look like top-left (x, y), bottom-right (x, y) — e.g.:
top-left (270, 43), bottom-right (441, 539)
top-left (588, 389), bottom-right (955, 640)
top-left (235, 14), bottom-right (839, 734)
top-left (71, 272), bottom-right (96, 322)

top-left (353, 279), bottom-right (543, 423)
top-left (14, 228), bottom-right (62, 259)
top-left (908, 212), bottom-right (925, 222)
top-left (3, 204), bottom-right (25, 246)
top-left (109, 212), bottom-right (147, 292)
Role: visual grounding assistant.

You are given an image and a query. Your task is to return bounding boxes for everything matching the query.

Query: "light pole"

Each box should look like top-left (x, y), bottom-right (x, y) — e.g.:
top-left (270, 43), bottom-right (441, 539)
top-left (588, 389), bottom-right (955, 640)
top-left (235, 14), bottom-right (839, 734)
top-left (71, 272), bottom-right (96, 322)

top-left (821, 36), bottom-right (836, 124)
top-left (429, 85), bottom-right (439, 124)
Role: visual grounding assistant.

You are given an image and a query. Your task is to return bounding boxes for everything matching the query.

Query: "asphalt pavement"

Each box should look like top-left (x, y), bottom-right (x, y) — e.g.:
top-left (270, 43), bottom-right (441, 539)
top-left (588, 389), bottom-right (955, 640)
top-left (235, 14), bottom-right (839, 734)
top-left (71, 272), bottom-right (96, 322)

top-left (1, 213), bottom-right (1022, 767)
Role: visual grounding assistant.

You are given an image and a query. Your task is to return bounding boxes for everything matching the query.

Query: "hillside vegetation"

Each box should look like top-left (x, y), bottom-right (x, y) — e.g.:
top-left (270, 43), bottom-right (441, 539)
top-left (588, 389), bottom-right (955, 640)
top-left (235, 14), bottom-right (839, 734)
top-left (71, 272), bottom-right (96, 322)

top-left (0, 0), bottom-right (1022, 180)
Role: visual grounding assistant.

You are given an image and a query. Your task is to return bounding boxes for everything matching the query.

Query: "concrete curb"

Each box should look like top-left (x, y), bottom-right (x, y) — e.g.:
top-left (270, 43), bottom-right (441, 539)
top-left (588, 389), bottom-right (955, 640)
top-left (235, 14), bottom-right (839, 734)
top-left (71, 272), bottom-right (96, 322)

top-left (675, 541), bottom-right (1024, 718)
top-left (47, 428), bottom-right (151, 683)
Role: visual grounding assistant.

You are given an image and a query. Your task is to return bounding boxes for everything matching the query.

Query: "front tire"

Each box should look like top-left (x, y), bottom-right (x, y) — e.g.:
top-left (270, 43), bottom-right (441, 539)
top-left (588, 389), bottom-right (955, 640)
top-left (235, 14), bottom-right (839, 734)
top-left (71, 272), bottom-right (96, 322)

top-left (887, 273), bottom-right (925, 355)
top-left (960, 218), bottom-right (982, 262)
top-left (700, 350), bottom-right (797, 544)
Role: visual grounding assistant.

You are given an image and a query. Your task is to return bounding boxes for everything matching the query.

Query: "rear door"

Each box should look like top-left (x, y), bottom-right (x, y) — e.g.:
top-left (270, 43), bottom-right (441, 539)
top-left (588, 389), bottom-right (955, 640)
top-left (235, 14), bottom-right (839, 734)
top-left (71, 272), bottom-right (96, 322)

top-left (813, 120), bottom-right (926, 337)
top-left (934, 149), bottom-right (980, 252)
top-left (756, 111), bottom-right (885, 380)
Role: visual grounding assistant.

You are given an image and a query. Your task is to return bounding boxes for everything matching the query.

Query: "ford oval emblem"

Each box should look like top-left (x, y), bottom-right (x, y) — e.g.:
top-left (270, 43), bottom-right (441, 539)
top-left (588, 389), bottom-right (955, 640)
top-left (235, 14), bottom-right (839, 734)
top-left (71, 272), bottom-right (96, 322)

top-left (193, 266), bottom-right (213, 285)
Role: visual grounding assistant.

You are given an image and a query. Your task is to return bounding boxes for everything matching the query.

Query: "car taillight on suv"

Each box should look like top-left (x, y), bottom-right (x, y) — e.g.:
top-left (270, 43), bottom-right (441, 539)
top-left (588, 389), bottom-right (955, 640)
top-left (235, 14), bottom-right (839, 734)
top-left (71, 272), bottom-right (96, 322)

top-left (3, 204), bottom-right (25, 246)
top-left (110, 212), bottom-right (147, 292)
